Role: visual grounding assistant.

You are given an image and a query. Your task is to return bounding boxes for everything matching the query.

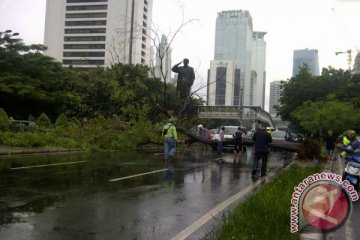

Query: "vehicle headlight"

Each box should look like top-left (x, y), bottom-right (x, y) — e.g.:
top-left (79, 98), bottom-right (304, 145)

top-left (346, 165), bottom-right (360, 175)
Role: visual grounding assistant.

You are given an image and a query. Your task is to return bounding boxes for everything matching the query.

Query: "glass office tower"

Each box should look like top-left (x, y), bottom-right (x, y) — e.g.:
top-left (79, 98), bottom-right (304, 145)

top-left (292, 49), bottom-right (319, 76)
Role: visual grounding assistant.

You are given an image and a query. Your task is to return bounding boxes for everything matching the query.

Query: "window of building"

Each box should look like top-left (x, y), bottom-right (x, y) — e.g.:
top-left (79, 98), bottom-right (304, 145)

top-left (63, 59), bottom-right (105, 65)
top-left (66, 13), bottom-right (107, 19)
top-left (63, 51), bottom-right (105, 57)
top-left (64, 44), bottom-right (105, 49)
top-left (215, 67), bottom-right (226, 105)
top-left (66, 5), bottom-right (107, 11)
top-left (67, 0), bottom-right (108, 3)
top-left (65, 20), bottom-right (106, 26)
top-left (64, 36), bottom-right (106, 42)
top-left (144, 0), bottom-right (148, 6)
top-left (141, 50), bottom-right (145, 57)
top-left (143, 13), bottom-right (147, 20)
top-left (233, 69), bottom-right (241, 106)
top-left (143, 6), bottom-right (148, 13)
top-left (141, 58), bottom-right (145, 64)
top-left (65, 28), bottom-right (106, 34)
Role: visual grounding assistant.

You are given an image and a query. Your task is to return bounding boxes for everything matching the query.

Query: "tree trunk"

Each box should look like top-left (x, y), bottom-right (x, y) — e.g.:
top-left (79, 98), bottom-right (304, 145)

top-left (176, 125), bottom-right (319, 159)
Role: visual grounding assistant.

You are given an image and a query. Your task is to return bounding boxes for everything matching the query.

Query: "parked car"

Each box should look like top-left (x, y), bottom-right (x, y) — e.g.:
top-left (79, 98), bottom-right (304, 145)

top-left (271, 130), bottom-right (287, 141)
top-left (271, 130), bottom-right (303, 143)
top-left (212, 126), bottom-right (247, 150)
top-left (286, 132), bottom-right (304, 143)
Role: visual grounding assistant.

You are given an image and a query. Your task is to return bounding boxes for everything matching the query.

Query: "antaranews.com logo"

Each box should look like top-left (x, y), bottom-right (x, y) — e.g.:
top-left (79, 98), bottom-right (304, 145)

top-left (290, 171), bottom-right (359, 233)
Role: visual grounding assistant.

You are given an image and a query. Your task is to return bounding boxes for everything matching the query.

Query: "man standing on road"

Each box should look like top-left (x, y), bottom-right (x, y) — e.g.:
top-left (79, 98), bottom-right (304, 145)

top-left (324, 130), bottom-right (337, 160)
top-left (233, 127), bottom-right (243, 156)
top-left (252, 124), bottom-right (272, 177)
top-left (163, 118), bottom-right (178, 161)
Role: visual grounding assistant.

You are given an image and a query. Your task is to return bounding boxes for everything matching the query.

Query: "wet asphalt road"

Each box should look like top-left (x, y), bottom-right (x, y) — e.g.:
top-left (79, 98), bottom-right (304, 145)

top-left (0, 148), bottom-right (291, 240)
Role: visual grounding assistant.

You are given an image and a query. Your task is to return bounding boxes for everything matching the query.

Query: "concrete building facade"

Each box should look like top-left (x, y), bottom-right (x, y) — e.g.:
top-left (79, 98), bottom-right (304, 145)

top-left (269, 80), bottom-right (282, 115)
top-left (251, 31), bottom-right (267, 108)
top-left (44, 0), bottom-right (153, 68)
top-left (207, 60), bottom-right (240, 106)
top-left (292, 49), bottom-right (319, 76)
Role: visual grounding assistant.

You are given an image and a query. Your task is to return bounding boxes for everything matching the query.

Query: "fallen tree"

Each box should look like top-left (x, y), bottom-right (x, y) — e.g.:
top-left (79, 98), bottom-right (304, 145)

top-left (176, 125), bottom-right (320, 160)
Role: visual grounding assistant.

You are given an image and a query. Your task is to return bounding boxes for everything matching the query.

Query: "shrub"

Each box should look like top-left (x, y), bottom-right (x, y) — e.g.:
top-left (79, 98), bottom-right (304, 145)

top-left (53, 137), bottom-right (79, 148)
top-left (0, 108), bottom-right (10, 129)
top-left (36, 113), bottom-right (52, 128)
top-left (0, 132), bottom-right (46, 147)
top-left (55, 113), bottom-right (68, 128)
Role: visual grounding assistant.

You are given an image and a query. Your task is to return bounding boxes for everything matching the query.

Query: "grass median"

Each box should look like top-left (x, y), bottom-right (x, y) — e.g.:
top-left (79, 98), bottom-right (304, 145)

top-left (213, 163), bottom-right (322, 240)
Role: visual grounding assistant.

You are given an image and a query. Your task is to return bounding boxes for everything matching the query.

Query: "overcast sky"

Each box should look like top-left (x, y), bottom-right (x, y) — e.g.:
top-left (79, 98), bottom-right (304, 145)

top-left (1, 0), bottom-right (360, 109)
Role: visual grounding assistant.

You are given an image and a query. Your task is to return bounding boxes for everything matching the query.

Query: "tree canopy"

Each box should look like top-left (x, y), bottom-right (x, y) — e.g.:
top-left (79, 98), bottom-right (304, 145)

top-left (0, 30), bottom-right (202, 127)
top-left (278, 66), bottom-right (360, 136)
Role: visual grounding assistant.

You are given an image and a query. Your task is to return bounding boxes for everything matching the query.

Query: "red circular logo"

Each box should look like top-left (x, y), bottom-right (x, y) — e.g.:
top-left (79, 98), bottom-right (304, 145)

top-left (301, 182), bottom-right (350, 231)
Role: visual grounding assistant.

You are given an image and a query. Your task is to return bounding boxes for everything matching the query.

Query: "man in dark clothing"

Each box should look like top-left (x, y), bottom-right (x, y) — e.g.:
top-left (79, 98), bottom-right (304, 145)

top-left (324, 130), bottom-right (337, 160)
top-left (171, 58), bottom-right (195, 101)
top-left (233, 127), bottom-right (243, 155)
top-left (252, 124), bottom-right (272, 177)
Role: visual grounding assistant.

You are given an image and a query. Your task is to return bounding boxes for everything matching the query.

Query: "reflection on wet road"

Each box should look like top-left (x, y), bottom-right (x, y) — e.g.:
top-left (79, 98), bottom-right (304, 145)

top-left (0, 148), bottom-right (292, 240)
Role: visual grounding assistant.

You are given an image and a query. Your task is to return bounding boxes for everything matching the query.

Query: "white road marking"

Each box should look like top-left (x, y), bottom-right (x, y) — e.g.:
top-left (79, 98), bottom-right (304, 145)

top-left (118, 162), bottom-right (137, 166)
top-left (109, 169), bottom-right (168, 182)
top-left (170, 177), bottom-right (265, 240)
top-left (10, 161), bottom-right (87, 170)
top-left (154, 153), bottom-right (164, 156)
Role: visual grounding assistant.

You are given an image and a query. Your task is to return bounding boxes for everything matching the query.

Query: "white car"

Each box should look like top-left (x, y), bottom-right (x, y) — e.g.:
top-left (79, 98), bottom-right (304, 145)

top-left (212, 126), bottom-right (239, 141)
top-left (212, 126), bottom-right (247, 143)
top-left (271, 130), bottom-right (287, 141)
top-left (223, 126), bottom-right (239, 140)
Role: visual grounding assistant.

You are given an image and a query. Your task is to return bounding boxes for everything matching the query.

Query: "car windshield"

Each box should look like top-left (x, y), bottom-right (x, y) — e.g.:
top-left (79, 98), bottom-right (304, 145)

top-left (224, 127), bottom-right (238, 135)
top-left (272, 131), bottom-right (286, 139)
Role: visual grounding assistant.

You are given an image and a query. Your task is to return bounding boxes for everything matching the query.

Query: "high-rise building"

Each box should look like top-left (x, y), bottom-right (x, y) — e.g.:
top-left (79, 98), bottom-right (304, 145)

top-left (154, 35), bottom-right (172, 83)
top-left (269, 80), bottom-right (282, 115)
top-left (292, 49), bottom-right (319, 76)
top-left (353, 52), bottom-right (360, 74)
top-left (209, 10), bottom-right (266, 108)
top-left (251, 31), bottom-right (267, 108)
top-left (207, 60), bottom-right (240, 106)
top-left (44, 0), bottom-right (153, 68)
